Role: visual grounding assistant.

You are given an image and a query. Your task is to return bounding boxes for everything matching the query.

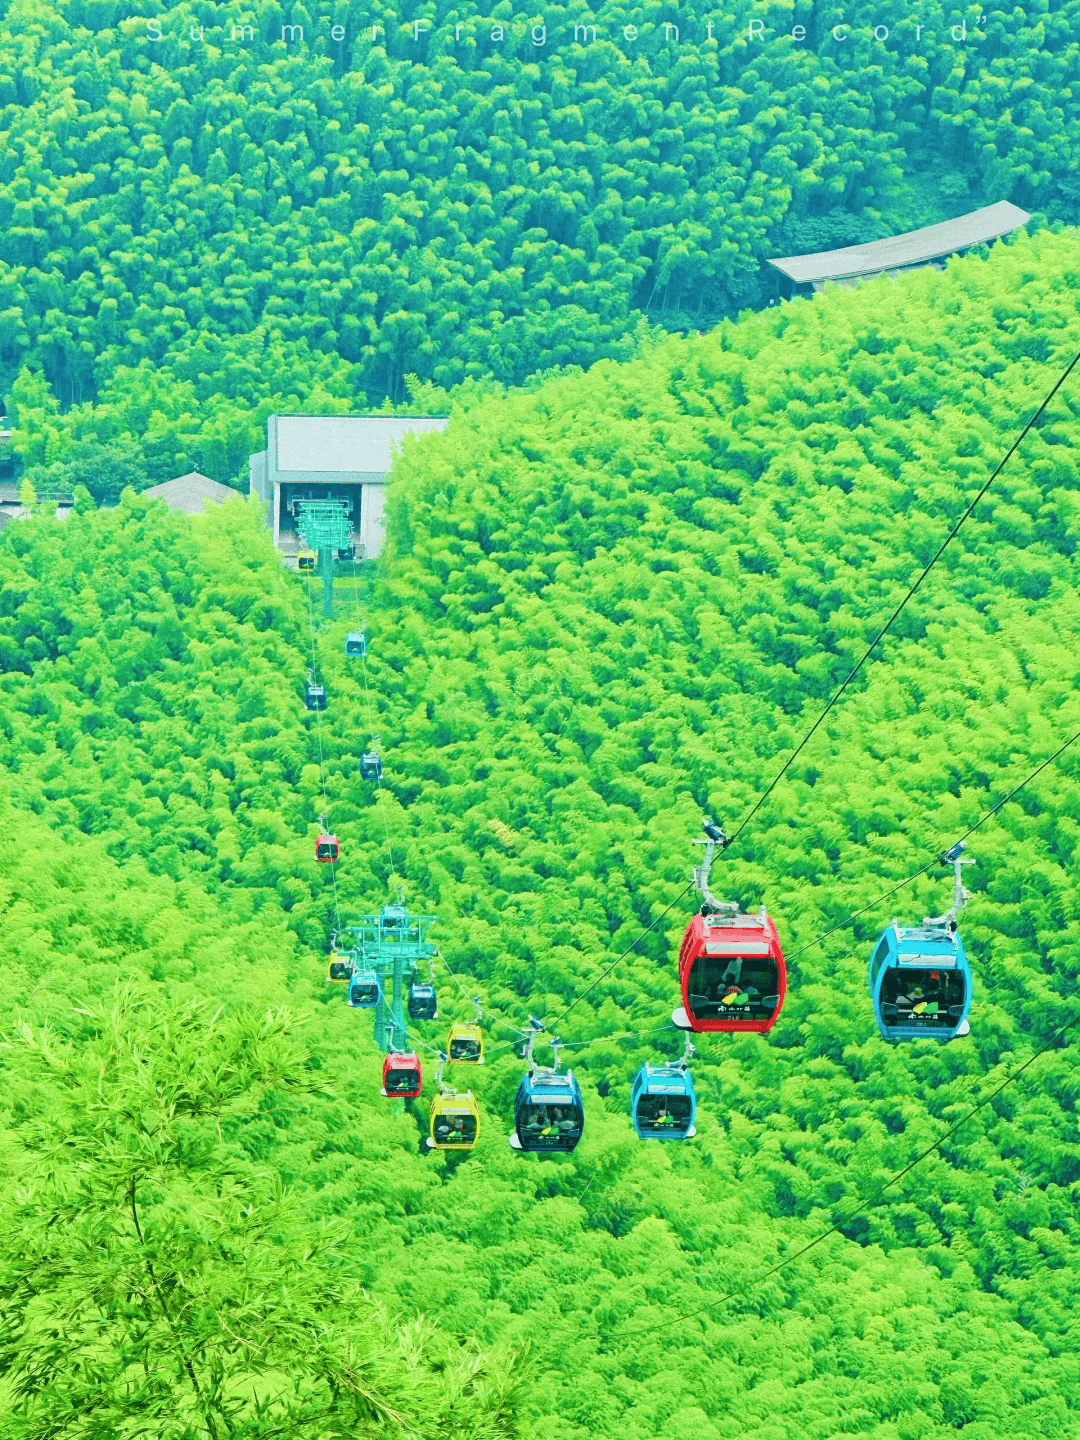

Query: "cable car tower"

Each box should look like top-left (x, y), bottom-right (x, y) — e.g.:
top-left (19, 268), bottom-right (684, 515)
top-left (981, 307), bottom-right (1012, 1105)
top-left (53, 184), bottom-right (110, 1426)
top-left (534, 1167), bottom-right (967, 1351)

top-left (341, 904), bottom-right (439, 1052)
top-left (296, 499), bottom-right (352, 618)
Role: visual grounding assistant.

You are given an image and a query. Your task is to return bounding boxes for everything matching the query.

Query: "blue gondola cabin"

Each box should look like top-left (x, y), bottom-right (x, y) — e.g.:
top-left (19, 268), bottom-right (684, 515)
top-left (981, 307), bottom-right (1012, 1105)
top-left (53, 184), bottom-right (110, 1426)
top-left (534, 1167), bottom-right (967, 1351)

top-left (345, 631), bottom-right (367, 657)
top-left (509, 1071), bottom-right (584, 1153)
top-left (348, 970), bottom-right (379, 1008)
top-left (869, 922), bottom-right (971, 1042)
top-left (408, 982), bottom-right (438, 1021)
top-left (631, 1064), bottom-right (697, 1140)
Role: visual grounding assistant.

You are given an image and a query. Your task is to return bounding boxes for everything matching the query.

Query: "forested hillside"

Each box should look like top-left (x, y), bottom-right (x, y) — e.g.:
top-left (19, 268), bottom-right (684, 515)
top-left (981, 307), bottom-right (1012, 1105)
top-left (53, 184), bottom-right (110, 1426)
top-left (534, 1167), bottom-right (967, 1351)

top-left (2, 0), bottom-right (1078, 488)
top-left (3, 232), bottom-right (1080, 1437)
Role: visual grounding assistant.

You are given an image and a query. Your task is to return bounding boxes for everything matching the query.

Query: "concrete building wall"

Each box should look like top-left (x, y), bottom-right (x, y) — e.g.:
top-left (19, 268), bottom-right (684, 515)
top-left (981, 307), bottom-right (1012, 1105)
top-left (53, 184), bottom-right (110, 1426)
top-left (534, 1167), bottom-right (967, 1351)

top-left (249, 451), bottom-right (267, 500)
top-left (360, 484), bottom-right (388, 559)
top-left (252, 414), bottom-right (448, 561)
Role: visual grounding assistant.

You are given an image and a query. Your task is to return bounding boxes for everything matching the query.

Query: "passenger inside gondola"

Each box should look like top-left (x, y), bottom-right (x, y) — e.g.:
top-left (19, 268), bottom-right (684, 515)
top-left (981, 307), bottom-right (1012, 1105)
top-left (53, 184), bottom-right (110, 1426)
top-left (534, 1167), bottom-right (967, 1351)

top-left (434, 1112), bottom-right (478, 1145)
top-left (521, 1104), bottom-right (581, 1141)
top-left (637, 1094), bottom-right (694, 1133)
top-left (385, 1066), bottom-right (421, 1095)
top-left (687, 955), bottom-right (778, 1022)
top-left (328, 959), bottom-right (351, 981)
top-left (349, 974), bottom-right (378, 1006)
top-left (523, 1105), bottom-right (549, 1138)
top-left (879, 967), bottom-right (965, 1028)
top-left (450, 1034), bottom-right (482, 1062)
top-left (408, 983), bottom-right (438, 1020)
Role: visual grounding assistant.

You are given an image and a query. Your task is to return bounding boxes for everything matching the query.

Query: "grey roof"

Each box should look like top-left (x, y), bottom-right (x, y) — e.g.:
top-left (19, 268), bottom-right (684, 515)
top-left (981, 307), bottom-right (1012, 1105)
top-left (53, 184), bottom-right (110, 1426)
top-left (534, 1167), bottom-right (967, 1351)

top-left (272, 415), bottom-right (448, 476)
top-left (768, 202), bottom-right (1032, 285)
top-left (143, 472), bottom-right (237, 514)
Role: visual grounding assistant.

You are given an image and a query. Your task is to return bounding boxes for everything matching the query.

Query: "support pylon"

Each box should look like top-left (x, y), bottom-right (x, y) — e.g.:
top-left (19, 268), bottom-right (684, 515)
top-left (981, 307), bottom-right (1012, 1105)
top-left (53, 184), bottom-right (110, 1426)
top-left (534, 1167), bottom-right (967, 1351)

top-left (346, 905), bottom-right (438, 1055)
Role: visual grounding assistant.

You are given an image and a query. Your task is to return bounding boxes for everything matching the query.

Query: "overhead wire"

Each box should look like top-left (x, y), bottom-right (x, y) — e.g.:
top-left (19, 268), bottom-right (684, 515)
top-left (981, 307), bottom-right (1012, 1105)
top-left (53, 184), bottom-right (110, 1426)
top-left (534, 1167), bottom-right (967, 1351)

top-left (479, 1019), bottom-right (680, 1067)
top-left (360, 650), bottom-right (401, 879)
top-left (302, 564), bottom-right (341, 935)
top-left (316, 353), bottom-right (1080, 1347)
top-left (611, 1006), bottom-right (1080, 1340)
top-left (341, 539), bottom-right (403, 880)
top-left (543, 884), bottom-right (694, 1034)
top-left (432, 949), bottom-right (528, 1048)
top-left (727, 346), bottom-right (1080, 846)
top-left (537, 346), bottom-right (1080, 1031)
top-left (434, 945), bottom-right (476, 1010)
top-left (785, 720), bottom-right (1080, 964)
top-left (409, 1029), bottom-right (451, 1061)
top-left (556, 1023), bottom-right (684, 1051)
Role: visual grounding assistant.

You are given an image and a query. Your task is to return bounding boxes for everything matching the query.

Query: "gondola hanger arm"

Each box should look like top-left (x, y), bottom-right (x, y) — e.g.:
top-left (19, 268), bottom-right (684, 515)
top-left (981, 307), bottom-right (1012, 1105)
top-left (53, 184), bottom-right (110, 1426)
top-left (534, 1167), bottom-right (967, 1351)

top-left (692, 817), bottom-right (737, 915)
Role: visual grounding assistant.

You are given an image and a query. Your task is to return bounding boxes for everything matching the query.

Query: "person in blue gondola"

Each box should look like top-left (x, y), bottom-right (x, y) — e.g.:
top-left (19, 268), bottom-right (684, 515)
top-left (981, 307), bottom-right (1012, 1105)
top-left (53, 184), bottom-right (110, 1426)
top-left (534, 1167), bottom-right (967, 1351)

top-left (911, 970), bottom-right (943, 1016)
top-left (897, 970), bottom-right (949, 1023)
top-left (556, 1109), bottom-right (579, 1139)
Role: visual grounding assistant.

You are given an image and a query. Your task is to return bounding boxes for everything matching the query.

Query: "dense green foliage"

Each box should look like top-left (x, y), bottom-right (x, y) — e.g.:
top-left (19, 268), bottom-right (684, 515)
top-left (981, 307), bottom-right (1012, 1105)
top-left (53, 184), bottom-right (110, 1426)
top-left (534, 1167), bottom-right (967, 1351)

top-left (3, 232), bottom-right (1080, 1436)
top-left (2, 0), bottom-right (1078, 482)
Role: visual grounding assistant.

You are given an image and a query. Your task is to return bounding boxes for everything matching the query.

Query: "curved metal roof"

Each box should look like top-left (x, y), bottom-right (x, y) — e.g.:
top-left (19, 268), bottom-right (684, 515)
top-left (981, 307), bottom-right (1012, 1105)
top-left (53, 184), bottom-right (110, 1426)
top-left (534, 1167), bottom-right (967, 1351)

top-left (768, 202), bottom-right (1031, 285)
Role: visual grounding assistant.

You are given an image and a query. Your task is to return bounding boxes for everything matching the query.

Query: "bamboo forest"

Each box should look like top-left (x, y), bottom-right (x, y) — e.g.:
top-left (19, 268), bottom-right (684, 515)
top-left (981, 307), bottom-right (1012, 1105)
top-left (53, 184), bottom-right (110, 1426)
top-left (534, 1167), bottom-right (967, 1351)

top-left (1, 1), bottom-right (1079, 1437)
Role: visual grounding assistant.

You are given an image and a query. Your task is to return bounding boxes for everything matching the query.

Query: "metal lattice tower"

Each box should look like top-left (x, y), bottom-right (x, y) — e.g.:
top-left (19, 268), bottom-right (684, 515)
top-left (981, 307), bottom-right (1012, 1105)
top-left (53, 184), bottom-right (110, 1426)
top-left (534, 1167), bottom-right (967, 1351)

top-left (296, 500), bottom-right (352, 617)
top-left (345, 905), bottom-right (438, 1052)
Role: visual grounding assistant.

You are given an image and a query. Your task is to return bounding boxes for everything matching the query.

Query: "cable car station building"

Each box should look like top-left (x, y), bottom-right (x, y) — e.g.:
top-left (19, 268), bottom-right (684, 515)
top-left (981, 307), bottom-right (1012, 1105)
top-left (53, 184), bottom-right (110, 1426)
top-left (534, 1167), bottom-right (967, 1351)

top-left (767, 201), bottom-right (1031, 300)
top-left (248, 414), bottom-right (448, 562)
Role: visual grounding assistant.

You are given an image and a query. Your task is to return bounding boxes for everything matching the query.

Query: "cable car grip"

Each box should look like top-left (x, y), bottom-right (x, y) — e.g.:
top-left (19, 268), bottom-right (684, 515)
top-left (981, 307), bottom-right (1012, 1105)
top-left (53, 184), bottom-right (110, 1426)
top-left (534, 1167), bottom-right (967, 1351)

top-left (693, 817), bottom-right (738, 916)
top-left (925, 842), bottom-right (975, 931)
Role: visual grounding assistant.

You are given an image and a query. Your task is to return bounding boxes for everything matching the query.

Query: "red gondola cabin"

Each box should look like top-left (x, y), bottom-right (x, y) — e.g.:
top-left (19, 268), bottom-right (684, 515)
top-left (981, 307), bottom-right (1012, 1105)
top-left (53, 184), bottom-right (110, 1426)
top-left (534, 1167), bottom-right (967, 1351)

top-left (381, 1051), bottom-right (422, 1098)
top-left (675, 907), bottom-right (786, 1034)
top-left (315, 832), bottom-right (339, 863)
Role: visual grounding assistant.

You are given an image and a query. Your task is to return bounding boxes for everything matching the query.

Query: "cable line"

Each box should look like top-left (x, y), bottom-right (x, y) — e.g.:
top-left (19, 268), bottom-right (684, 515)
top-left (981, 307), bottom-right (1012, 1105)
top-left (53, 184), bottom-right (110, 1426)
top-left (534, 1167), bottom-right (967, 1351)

top-left (728, 346), bottom-right (1080, 846)
top-left (556, 1023), bottom-right (681, 1051)
top-left (347, 557), bottom-right (400, 881)
top-left (481, 1019), bottom-right (680, 1067)
top-left (542, 720), bottom-right (1080, 1042)
top-left (360, 649), bottom-right (400, 873)
top-left (536, 352), bottom-right (1080, 1032)
top-left (544, 884), bottom-right (694, 1034)
top-left (786, 721), bottom-right (1080, 964)
top-left (436, 945), bottom-right (476, 1010)
top-left (303, 571), bottom-right (341, 934)
top-left (611, 1006), bottom-right (1080, 1340)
